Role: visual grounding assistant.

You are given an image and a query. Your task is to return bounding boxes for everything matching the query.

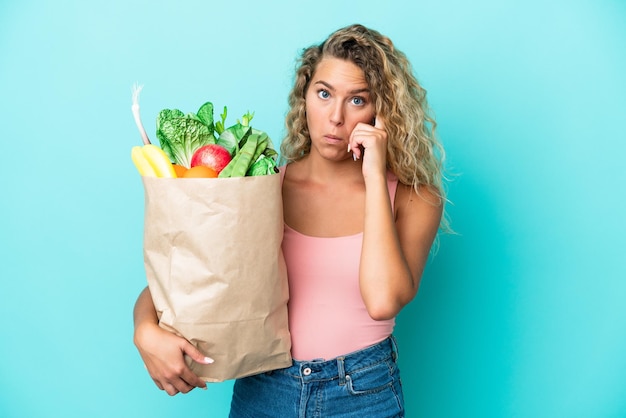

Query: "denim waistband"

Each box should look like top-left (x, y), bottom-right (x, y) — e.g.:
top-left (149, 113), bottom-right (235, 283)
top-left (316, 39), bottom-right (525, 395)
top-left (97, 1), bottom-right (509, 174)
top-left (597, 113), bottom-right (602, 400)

top-left (277, 336), bottom-right (399, 383)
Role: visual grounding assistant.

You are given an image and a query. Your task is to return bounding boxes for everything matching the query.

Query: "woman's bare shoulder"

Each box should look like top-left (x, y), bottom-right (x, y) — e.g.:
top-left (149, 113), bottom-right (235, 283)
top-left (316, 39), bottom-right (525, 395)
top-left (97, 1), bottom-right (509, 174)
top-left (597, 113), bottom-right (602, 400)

top-left (395, 182), bottom-right (443, 224)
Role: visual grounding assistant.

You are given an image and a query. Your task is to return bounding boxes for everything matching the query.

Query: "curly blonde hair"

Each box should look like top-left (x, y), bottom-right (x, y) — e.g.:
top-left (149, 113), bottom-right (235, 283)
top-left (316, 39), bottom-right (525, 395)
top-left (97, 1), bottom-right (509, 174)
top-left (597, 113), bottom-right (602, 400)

top-left (281, 24), bottom-right (450, 232)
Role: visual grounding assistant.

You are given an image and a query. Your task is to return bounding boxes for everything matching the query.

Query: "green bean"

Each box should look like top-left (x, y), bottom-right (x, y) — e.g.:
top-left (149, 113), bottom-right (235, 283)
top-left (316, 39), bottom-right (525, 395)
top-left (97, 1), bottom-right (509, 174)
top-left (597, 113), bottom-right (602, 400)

top-left (217, 152), bottom-right (240, 178)
top-left (250, 133), bottom-right (268, 163)
top-left (228, 133), bottom-right (259, 177)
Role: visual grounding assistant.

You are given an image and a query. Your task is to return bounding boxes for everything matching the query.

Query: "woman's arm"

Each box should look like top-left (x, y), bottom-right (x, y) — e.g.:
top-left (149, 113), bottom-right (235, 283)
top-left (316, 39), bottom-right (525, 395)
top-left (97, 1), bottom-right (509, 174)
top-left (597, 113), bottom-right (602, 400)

top-left (360, 181), bottom-right (442, 320)
top-left (350, 119), bottom-right (442, 320)
top-left (133, 287), bottom-right (212, 395)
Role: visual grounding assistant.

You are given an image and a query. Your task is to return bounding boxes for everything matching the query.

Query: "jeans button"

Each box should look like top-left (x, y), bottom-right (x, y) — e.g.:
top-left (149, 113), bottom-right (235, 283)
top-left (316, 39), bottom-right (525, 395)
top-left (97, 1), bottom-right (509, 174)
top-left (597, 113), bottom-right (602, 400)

top-left (303, 367), bottom-right (312, 376)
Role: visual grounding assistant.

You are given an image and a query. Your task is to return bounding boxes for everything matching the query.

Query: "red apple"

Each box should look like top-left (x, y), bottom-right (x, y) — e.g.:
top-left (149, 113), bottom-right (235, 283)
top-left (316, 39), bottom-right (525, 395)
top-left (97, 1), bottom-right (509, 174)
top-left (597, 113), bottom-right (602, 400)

top-left (190, 144), bottom-right (232, 174)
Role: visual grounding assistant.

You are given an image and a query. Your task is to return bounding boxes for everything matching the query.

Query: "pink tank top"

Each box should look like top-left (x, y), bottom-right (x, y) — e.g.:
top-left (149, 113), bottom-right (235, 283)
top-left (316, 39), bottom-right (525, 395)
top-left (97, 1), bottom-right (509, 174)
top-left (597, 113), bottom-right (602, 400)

top-left (280, 166), bottom-right (398, 360)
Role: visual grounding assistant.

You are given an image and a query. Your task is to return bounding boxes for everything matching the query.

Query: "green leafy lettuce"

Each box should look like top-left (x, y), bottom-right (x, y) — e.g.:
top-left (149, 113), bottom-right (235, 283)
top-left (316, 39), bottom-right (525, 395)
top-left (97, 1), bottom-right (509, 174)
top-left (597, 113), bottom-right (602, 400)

top-left (156, 102), bottom-right (216, 168)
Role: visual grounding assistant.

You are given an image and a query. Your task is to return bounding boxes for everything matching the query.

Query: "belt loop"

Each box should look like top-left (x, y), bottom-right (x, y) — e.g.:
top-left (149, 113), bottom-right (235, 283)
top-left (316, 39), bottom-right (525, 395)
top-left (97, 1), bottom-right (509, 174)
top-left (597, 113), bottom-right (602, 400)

top-left (390, 335), bottom-right (399, 362)
top-left (337, 357), bottom-right (346, 385)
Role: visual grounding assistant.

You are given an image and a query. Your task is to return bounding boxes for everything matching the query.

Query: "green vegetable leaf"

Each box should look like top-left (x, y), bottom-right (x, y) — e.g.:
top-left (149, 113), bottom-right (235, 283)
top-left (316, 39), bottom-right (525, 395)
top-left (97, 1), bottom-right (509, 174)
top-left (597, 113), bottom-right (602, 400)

top-left (238, 111), bottom-right (255, 127)
top-left (263, 147), bottom-right (278, 159)
top-left (156, 110), bottom-right (215, 167)
top-left (157, 108), bottom-right (185, 122)
top-left (156, 109), bottom-right (184, 163)
top-left (246, 154), bottom-right (278, 176)
top-left (196, 102), bottom-right (215, 135)
top-left (215, 106), bottom-right (228, 135)
top-left (217, 124), bottom-right (251, 156)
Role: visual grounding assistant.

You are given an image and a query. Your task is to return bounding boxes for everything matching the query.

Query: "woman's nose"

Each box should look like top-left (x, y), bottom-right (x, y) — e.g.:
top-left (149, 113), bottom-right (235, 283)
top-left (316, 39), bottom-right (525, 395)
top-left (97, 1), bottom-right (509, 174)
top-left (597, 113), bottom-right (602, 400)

top-left (329, 103), bottom-right (344, 126)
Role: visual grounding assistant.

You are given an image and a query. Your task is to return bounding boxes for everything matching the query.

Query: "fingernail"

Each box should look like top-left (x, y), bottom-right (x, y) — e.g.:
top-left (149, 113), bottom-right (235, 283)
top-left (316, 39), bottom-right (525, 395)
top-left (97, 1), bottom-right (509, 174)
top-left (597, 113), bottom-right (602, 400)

top-left (204, 357), bottom-right (214, 364)
top-left (347, 144), bottom-right (351, 152)
top-left (353, 153), bottom-right (358, 161)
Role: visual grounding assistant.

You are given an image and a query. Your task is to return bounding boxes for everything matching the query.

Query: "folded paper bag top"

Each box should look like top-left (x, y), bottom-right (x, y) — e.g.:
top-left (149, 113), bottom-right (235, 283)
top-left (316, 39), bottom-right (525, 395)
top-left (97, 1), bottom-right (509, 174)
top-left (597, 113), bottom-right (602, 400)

top-left (142, 173), bottom-right (292, 382)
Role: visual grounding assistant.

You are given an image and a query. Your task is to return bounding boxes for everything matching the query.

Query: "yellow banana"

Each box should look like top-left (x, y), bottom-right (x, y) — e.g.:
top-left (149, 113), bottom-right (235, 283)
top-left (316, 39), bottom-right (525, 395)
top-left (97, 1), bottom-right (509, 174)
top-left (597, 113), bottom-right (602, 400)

top-left (131, 144), bottom-right (177, 178)
top-left (141, 144), bottom-right (177, 178)
top-left (131, 146), bottom-right (157, 177)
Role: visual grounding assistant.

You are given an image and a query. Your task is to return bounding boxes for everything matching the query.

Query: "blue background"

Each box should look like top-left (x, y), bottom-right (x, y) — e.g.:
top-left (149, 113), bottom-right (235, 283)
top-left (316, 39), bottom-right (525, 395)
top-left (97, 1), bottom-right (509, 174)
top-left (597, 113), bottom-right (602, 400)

top-left (1, 0), bottom-right (625, 417)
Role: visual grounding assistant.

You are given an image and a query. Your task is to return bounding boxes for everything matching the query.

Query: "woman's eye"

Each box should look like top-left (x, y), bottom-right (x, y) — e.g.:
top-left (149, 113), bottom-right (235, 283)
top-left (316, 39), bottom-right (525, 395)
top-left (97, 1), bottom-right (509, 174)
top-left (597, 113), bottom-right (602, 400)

top-left (351, 96), bottom-right (365, 106)
top-left (318, 89), bottom-right (330, 99)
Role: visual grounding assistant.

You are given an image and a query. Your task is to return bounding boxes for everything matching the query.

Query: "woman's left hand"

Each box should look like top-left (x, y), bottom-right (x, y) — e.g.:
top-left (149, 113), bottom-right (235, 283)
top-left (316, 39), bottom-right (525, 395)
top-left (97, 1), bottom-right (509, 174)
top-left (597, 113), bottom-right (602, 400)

top-left (348, 117), bottom-right (388, 179)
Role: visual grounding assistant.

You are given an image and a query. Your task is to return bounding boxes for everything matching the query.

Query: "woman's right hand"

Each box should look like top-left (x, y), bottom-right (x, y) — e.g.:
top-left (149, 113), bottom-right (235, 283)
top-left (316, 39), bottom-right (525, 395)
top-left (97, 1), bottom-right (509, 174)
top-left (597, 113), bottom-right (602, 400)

top-left (134, 321), bottom-right (213, 395)
top-left (133, 287), bottom-right (213, 395)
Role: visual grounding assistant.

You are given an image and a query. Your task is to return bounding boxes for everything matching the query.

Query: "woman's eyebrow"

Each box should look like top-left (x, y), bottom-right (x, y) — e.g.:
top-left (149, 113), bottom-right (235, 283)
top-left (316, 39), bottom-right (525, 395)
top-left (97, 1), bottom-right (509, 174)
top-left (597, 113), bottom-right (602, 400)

top-left (349, 87), bottom-right (370, 95)
top-left (314, 80), bottom-right (370, 95)
top-left (314, 80), bottom-right (335, 91)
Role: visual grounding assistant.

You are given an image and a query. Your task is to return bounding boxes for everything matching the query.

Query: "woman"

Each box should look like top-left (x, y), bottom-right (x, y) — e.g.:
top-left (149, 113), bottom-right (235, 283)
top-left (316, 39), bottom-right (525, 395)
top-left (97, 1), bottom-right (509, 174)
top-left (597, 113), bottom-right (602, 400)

top-left (134, 24), bottom-right (447, 417)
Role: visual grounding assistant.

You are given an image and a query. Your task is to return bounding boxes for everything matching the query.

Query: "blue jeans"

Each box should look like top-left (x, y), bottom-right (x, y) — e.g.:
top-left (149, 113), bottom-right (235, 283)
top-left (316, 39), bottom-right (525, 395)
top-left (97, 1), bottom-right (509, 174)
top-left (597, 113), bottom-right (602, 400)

top-left (229, 336), bottom-right (404, 417)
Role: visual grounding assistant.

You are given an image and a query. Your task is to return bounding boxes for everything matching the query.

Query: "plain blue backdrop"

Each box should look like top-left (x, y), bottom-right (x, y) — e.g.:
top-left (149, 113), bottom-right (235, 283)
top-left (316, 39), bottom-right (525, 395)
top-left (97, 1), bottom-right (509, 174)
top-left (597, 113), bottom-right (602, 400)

top-left (1, 0), bottom-right (625, 417)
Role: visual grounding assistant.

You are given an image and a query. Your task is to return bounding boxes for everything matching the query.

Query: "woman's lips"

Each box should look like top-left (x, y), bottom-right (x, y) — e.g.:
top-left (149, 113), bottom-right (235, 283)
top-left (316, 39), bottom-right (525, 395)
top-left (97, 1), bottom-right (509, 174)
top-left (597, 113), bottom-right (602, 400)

top-left (324, 134), bottom-right (342, 143)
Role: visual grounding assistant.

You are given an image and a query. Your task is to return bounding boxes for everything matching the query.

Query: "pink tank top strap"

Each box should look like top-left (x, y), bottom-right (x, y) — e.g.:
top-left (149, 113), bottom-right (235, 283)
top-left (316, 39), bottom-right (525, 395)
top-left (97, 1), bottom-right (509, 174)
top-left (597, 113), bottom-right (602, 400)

top-left (386, 171), bottom-right (399, 212)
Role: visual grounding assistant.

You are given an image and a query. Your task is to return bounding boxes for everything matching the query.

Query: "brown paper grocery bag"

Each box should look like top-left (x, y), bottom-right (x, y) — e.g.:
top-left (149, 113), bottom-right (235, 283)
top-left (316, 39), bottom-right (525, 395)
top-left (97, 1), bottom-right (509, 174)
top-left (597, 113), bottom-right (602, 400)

top-left (141, 173), bottom-right (292, 382)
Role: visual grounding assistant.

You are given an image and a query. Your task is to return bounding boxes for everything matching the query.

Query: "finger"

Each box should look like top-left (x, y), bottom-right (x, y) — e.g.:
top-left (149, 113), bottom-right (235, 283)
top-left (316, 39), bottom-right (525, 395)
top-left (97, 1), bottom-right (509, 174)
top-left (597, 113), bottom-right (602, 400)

top-left (349, 124), bottom-right (378, 160)
top-left (162, 383), bottom-right (180, 396)
top-left (166, 372), bottom-right (197, 394)
top-left (181, 343), bottom-right (212, 389)
top-left (181, 369), bottom-right (208, 390)
top-left (348, 124), bottom-right (371, 160)
top-left (182, 342), bottom-right (214, 366)
top-left (347, 135), bottom-right (361, 161)
top-left (374, 115), bottom-right (385, 130)
top-left (152, 378), bottom-right (165, 391)
top-left (175, 379), bottom-right (197, 394)
top-left (151, 365), bottom-right (194, 395)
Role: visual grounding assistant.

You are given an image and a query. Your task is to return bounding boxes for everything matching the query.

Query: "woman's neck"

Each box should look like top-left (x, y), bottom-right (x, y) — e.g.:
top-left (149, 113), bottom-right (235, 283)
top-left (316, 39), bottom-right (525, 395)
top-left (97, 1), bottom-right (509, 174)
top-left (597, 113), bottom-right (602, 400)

top-left (292, 153), bottom-right (364, 185)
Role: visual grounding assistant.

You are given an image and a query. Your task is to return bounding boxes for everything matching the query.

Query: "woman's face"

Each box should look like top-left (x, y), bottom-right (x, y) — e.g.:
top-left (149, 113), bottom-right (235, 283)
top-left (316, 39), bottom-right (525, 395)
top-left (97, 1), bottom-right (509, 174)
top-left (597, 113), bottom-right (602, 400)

top-left (304, 57), bottom-right (376, 161)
